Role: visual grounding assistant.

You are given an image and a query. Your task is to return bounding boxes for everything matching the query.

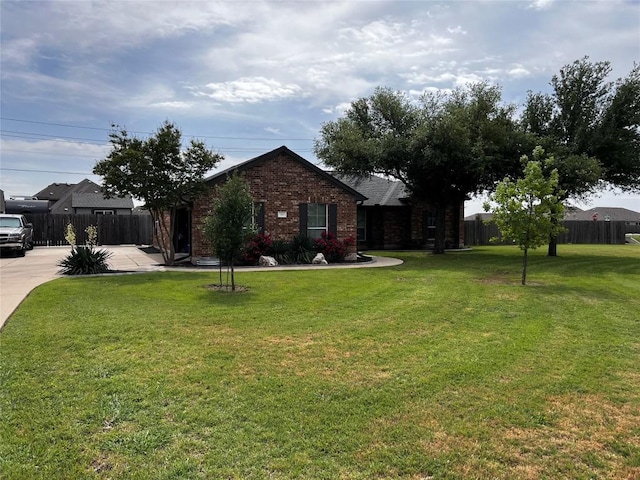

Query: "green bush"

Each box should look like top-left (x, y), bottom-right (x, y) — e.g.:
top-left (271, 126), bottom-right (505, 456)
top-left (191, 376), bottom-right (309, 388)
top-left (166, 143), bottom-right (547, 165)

top-left (290, 235), bottom-right (316, 264)
top-left (57, 246), bottom-right (113, 275)
top-left (269, 239), bottom-right (293, 265)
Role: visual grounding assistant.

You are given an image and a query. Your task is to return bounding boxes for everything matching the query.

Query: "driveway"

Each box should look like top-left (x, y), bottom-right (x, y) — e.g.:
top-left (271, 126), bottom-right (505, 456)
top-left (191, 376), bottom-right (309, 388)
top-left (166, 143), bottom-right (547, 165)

top-left (0, 246), bottom-right (402, 330)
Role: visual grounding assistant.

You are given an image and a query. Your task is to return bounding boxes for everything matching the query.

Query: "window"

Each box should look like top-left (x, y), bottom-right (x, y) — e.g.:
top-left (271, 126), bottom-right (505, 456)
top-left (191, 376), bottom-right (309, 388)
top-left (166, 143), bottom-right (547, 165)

top-left (299, 203), bottom-right (337, 239)
top-left (357, 209), bottom-right (366, 241)
top-left (94, 210), bottom-right (114, 215)
top-left (307, 203), bottom-right (327, 239)
top-left (248, 202), bottom-right (265, 234)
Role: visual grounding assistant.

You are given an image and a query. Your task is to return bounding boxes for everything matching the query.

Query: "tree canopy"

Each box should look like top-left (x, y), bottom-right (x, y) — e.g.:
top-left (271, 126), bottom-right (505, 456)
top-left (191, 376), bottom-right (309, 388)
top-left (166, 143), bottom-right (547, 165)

top-left (94, 121), bottom-right (221, 265)
top-left (521, 57), bottom-right (640, 255)
top-left (314, 84), bottom-right (522, 253)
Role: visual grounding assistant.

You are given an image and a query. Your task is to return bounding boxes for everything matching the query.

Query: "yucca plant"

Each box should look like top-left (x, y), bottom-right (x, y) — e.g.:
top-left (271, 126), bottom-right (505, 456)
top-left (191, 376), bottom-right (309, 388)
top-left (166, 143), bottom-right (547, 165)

top-left (290, 235), bottom-right (316, 264)
top-left (57, 246), bottom-right (113, 275)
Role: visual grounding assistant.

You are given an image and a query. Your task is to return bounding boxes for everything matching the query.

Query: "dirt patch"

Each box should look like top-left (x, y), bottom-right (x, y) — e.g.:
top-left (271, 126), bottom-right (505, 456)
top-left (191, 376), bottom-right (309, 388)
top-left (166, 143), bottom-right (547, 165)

top-left (206, 284), bottom-right (249, 292)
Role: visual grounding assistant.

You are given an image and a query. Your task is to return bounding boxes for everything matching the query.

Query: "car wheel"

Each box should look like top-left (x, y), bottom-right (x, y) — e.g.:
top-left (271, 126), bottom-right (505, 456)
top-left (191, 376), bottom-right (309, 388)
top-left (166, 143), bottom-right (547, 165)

top-left (27, 241), bottom-right (34, 250)
top-left (17, 248), bottom-right (26, 257)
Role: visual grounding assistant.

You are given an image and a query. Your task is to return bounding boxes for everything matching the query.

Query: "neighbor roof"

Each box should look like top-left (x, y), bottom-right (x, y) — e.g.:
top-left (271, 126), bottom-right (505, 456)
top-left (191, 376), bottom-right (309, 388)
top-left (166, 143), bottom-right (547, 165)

top-left (205, 146), bottom-right (367, 201)
top-left (565, 207), bottom-right (640, 222)
top-left (72, 193), bottom-right (134, 209)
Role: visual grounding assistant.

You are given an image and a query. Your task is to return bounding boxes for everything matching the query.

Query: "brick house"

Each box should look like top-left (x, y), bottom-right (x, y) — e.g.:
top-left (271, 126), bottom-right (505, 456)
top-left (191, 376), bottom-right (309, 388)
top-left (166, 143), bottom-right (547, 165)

top-left (337, 174), bottom-right (465, 250)
top-left (184, 146), bottom-right (366, 260)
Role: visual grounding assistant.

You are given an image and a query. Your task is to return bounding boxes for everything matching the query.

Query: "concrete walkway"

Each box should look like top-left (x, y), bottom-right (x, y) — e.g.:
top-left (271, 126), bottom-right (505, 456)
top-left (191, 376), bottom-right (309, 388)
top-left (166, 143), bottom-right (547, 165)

top-left (0, 246), bottom-right (402, 330)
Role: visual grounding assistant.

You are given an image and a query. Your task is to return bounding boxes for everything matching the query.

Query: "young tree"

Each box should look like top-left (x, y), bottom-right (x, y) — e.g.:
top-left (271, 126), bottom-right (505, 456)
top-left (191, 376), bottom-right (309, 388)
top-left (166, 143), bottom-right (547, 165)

top-left (521, 57), bottom-right (640, 255)
top-left (202, 172), bottom-right (254, 291)
top-left (94, 121), bottom-right (222, 265)
top-left (315, 84), bottom-right (521, 253)
top-left (484, 147), bottom-right (565, 285)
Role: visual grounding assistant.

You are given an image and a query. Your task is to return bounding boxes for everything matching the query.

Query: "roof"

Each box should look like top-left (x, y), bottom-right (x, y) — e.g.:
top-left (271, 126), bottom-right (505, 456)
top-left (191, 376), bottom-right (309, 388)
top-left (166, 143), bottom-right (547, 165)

top-left (564, 207), bottom-right (640, 222)
top-left (468, 206), bottom-right (640, 222)
top-left (334, 174), bottom-right (409, 207)
top-left (33, 178), bottom-right (134, 213)
top-left (205, 146), bottom-right (367, 201)
top-left (72, 193), bottom-right (134, 209)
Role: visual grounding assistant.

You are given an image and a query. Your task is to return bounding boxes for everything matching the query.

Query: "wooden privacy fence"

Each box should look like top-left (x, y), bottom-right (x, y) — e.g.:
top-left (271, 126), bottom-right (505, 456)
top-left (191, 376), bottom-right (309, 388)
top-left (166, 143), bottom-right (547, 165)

top-left (464, 220), bottom-right (629, 246)
top-left (26, 214), bottom-right (154, 247)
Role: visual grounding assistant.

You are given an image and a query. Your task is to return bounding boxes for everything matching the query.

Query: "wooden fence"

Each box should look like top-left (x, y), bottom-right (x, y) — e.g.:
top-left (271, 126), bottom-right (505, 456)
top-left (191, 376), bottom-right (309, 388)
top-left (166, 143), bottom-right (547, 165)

top-left (26, 214), bottom-right (154, 247)
top-left (464, 220), bottom-right (631, 246)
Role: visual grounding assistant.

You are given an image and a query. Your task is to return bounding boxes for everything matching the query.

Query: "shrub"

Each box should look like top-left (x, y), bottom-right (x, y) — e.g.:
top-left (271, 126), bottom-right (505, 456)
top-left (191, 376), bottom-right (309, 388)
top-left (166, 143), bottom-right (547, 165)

top-left (241, 233), bottom-right (272, 265)
top-left (314, 231), bottom-right (356, 263)
top-left (291, 235), bottom-right (316, 264)
top-left (58, 246), bottom-right (113, 275)
top-left (269, 239), bottom-right (292, 265)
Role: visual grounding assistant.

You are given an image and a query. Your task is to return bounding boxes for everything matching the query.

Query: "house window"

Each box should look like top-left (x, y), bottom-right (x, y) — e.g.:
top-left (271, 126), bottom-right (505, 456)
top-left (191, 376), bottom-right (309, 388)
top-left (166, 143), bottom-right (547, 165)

top-left (357, 209), bottom-right (366, 241)
top-left (307, 203), bottom-right (328, 239)
top-left (94, 210), bottom-right (114, 215)
top-left (299, 203), bottom-right (337, 239)
top-left (250, 202), bottom-right (265, 234)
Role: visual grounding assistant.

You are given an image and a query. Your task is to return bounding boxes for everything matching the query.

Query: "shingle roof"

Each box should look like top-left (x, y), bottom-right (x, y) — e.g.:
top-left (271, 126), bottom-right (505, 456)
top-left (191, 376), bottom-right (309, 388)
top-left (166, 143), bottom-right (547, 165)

top-left (333, 174), bottom-right (408, 207)
top-left (72, 193), bottom-right (134, 209)
top-left (34, 178), bottom-right (133, 213)
top-left (565, 207), bottom-right (640, 222)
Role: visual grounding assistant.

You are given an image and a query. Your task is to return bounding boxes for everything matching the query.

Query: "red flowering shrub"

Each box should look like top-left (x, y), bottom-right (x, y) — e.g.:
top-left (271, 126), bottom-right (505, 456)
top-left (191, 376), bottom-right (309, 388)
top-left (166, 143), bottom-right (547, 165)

top-left (314, 231), bottom-right (355, 263)
top-left (241, 233), bottom-right (272, 265)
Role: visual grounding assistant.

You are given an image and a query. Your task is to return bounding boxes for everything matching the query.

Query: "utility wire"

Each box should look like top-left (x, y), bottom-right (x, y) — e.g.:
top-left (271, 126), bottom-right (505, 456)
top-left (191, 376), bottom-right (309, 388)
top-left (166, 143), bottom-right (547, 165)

top-left (0, 117), bottom-right (315, 142)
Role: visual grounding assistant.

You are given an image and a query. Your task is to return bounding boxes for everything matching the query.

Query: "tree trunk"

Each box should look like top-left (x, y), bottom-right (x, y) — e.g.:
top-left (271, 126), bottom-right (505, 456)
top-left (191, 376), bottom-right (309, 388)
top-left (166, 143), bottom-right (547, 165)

top-left (547, 234), bottom-right (558, 257)
top-left (547, 216), bottom-right (559, 257)
top-left (231, 262), bottom-right (235, 291)
top-left (521, 247), bottom-right (528, 285)
top-left (433, 203), bottom-right (447, 254)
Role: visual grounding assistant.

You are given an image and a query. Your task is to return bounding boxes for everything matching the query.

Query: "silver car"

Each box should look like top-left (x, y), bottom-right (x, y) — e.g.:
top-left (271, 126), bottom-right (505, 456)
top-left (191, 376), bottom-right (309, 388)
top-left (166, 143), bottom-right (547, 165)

top-left (0, 214), bottom-right (34, 256)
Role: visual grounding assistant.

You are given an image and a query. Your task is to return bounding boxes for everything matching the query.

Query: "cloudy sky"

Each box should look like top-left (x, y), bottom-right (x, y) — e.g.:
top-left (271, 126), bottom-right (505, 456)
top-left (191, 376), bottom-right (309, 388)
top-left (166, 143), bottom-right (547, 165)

top-left (1, 0), bottom-right (638, 215)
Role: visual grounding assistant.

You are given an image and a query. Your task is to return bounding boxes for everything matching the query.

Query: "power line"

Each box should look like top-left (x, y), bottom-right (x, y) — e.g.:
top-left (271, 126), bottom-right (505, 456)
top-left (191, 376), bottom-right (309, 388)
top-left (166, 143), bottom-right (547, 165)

top-left (1, 167), bottom-right (96, 175)
top-left (0, 117), bottom-right (315, 142)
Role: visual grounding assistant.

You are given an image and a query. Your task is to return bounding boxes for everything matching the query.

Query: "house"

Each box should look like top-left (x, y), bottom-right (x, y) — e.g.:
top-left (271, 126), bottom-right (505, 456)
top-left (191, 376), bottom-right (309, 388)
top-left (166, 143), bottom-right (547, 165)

top-left (183, 146), bottom-right (366, 260)
top-left (336, 174), bottom-right (465, 250)
top-left (33, 179), bottom-right (134, 215)
top-left (171, 147), bottom-right (464, 260)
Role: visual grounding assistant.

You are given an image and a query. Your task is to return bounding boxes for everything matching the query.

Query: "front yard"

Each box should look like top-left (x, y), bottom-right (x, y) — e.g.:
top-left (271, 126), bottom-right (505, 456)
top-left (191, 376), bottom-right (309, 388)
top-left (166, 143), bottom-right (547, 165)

top-left (1, 245), bottom-right (638, 479)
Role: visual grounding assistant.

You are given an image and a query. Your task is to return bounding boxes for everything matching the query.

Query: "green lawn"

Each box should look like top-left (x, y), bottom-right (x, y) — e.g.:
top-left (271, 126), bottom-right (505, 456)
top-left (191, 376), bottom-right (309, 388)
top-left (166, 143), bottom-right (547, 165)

top-left (1, 245), bottom-right (639, 479)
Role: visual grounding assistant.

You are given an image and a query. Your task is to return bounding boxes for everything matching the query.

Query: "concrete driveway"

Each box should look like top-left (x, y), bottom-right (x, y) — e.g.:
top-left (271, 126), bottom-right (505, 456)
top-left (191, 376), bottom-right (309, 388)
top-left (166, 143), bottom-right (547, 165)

top-left (0, 245), bottom-right (165, 330)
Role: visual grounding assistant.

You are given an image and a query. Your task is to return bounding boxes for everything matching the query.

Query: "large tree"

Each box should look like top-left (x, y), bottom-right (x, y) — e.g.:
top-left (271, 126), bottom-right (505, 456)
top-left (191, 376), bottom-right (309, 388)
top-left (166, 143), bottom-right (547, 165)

top-left (521, 57), bottom-right (640, 255)
top-left (484, 147), bottom-right (565, 285)
top-left (314, 84), bottom-right (522, 253)
top-left (94, 121), bottom-right (222, 265)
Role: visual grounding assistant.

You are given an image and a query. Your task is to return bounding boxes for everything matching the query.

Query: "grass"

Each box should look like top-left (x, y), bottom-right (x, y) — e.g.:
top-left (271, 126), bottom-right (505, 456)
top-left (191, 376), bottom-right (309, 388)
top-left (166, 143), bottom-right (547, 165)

top-left (1, 245), bottom-right (639, 479)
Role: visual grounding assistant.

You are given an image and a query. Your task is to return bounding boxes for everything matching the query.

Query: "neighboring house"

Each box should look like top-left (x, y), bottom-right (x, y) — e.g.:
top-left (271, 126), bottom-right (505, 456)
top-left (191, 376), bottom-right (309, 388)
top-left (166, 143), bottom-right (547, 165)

top-left (183, 146), bottom-right (366, 259)
top-left (0, 189), bottom-right (5, 213)
top-left (564, 206), bottom-right (640, 224)
top-left (33, 178), bottom-right (134, 215)
top-left (337, 174), bottom-right (465, 250)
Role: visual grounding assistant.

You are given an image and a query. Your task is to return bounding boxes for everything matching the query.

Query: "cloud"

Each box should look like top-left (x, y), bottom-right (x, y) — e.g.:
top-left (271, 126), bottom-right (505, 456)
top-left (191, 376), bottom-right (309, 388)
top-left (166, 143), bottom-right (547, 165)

top-left (192, 77), bottom-right (305, 104)
top-left (528, 0), bottom-right (554, 10)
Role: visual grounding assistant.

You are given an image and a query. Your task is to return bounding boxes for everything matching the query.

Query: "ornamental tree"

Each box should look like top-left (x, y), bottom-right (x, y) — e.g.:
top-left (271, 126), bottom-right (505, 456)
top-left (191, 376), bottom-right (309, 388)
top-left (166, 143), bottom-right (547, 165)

top-left (202, 172), bottom-right (254, 291)
top-left (484, 147), bottom-right (565, 285)
top-left (94, 121), bottom-right (222, 265)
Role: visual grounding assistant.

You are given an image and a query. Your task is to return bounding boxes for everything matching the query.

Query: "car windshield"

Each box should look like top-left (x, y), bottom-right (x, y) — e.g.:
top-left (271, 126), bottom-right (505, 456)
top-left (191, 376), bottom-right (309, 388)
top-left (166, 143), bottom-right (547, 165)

top-left (0, 218), bottom-right (22, 228)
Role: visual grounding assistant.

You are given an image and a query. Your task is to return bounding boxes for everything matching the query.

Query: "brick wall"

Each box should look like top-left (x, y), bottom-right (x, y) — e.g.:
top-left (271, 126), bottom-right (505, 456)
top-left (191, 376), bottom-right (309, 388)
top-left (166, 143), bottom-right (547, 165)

top-left (191, 153), bottom-right (358, 258)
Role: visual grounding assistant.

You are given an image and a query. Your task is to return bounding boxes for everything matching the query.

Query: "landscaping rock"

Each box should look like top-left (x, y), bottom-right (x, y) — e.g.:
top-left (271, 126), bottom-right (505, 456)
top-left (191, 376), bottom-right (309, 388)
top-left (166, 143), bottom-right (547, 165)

top-left (258, 255), bottom-right (278, 266)
top-left (344, 252), bottom-right (358, 262)
top-left (312, 253), bottom-right (328, 265)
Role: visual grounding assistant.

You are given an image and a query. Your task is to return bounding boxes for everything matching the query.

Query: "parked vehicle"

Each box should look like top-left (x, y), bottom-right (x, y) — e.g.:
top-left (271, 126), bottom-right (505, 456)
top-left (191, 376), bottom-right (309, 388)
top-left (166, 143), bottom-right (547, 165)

top-left (0, 214), bottom-right (34, 256)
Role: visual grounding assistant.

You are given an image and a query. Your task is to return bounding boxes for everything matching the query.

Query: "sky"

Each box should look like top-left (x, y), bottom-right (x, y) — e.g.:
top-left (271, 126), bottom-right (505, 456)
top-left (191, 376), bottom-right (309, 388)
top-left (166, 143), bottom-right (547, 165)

top-left (1, 0), bottom-right (639, 216)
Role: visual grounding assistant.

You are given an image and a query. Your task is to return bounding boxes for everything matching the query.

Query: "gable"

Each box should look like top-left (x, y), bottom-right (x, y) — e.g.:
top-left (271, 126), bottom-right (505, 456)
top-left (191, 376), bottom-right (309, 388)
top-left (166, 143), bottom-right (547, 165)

top-left (205, 146), bottom-right (366, 201)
